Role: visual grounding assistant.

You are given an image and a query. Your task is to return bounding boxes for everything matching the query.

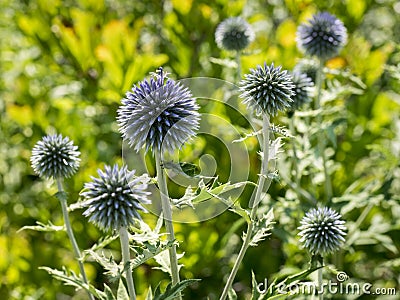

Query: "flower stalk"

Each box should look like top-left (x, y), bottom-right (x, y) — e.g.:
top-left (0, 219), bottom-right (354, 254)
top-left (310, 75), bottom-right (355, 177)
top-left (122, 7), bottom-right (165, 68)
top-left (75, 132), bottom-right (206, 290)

top-left (119, 226), bottom-right (136, 300)
top-left (220, 115), bottom-right (270, 300)
top-left (155, 151), bottom-right (181, 299)
top-left (317, 265), bottom-right (324, 300)
top-left (288, 117), bottom-right (302, 200)
top-left (56, 178), bottom-right (94, 300)
top-left (236, 51), bottom-right (242, 81)
top-left (315, 60), bottom-right (333, 202)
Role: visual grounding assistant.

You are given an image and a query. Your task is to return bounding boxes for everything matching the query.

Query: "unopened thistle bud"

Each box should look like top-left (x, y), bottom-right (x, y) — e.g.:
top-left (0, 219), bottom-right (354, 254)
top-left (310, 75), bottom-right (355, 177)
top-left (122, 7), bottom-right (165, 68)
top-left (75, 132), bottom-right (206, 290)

top-left (80, 164), bottom-right (151, 232)
top-left (31, 134), bottom-right (80, 179)
top-left (298, 207), bottom-right (346, 255)
top-left (215, 17), bottom-right (255, 51)
top-left (296, 12), bottom-right (347, 60)
top-left (239, 63), bottom-right (295, 116)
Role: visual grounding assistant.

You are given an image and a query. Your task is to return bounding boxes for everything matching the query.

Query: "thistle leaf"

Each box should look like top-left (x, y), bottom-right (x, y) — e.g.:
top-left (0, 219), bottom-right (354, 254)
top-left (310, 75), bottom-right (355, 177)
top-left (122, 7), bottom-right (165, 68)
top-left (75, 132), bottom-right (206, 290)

top-left (153, 279), bottom-right (201, 300)
top-left (245, 209), bottom-right (274, 246)
top-left (117, 279), bottom-right (129, 300)
top-left (153, 249), bottom-right (184, 276)
top-left (39, 266), bottom-right (106, 299)
top-left (18, 221), bottom-right (64, 233)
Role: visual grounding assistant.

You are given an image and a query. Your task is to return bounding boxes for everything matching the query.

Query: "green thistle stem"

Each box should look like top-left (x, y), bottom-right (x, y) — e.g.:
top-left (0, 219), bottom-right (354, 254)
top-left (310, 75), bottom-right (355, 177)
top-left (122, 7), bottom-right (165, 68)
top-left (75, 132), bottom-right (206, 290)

top-left (289, 117), bottom-right (302, 200)
top-left (56, 178), bottom-right (94, 300)
top-left (220, 115), bottom-right (270, 300)
top-left (315, 59), bottom-right (333, 202)
top-left (155, 151), bottom-right (181, 299)
top-left (236, 51), bottom-right (242, 81)
top-left (119, 226), bottom-right (136, 300)
top-left (317, 261), bottom-right (324, 300)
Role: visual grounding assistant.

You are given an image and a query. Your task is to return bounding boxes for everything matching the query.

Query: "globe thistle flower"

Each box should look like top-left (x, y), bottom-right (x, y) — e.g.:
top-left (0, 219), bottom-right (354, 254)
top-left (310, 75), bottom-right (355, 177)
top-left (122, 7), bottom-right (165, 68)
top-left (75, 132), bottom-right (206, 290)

top-left (298, 207), bottom-right (346, 256)
top-left (80, 164), bottom-right (151, 232)
top-left (31, 134), bottom-right (80, 179)
top-left (117, 67), bottom-right (200, 153)
top-left (288, 72), bottom-right (314, 114)
top-left (296, 12), bottom-right (347, 60)
top-left (215, 17), bottom-right (255, 51)
top-left (293, 58), bottom-right (319, 83)
top-left (239, 63), bottom-right (295, 116)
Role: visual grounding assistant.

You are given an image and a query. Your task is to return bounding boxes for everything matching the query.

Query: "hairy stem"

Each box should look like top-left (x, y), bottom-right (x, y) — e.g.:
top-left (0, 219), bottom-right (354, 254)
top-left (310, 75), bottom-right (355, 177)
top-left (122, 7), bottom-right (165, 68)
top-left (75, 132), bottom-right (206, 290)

top-left (315, 59), bottom-right (333, 202)
top-left (220, 115), bottom-right (270, 300)
top-left (56, 179), bottom-right (94, 300)
top-left (119, 226), bottom-right (136, 300)
top-left (289, 117), bottom-right (303, 201)
top-left (155, 151), bottom-right (181, 299)
top-left (236, 51), bottom-right (242, 81)
top-left (318, 266), bottom-right (323, 300)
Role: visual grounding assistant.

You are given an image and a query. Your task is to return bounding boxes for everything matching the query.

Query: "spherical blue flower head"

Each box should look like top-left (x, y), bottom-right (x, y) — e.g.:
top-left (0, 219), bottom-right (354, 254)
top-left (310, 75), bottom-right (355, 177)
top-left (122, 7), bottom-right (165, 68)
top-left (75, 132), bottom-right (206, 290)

top-left (289, 72), bottom-right (314, 112)
top-left (117, 67), bottom-right (200, 153)
top-left (81, 164), bottom-right (151, 232)
top-left (239, 63), bottom-right (295, 116)
top-left (293, 58), bottom-right (319, 84)
top-left (296, 12), bottom-right (347, 60)
top-left (31, 134), bottom-right (80, 179)
top-left (298, 207), bottom-right (346, 256)
top-left (215, 17), bottom-right (255, 51)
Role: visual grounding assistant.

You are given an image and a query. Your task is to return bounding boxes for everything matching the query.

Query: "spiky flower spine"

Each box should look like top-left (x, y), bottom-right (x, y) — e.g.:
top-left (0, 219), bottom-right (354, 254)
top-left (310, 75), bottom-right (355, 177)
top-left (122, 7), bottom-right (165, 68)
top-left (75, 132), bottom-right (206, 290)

top-left (31, 134), bottom-right (80, 179)
top-left (80, 164), bottom-right (151, 232)
top-left (239, 63), bottom-right (295, 116)
top-left (117, 67), bottom-right (200, 153)
top-left (215, 17), bottom-right (255, 51)
top-left (298, 207), bottom-right (346, 255)
top-left (296, 12), bottom-right (347, 60)
top-left (288, 72), bottom-right (314, 113)
top-left (293, 59), bottom-right (319, 84)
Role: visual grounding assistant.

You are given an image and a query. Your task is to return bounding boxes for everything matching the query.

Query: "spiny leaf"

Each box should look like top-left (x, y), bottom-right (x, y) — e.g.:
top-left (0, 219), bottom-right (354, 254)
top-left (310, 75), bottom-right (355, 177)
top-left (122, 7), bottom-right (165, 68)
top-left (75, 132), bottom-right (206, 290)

top-left (104, 284), bottom-right (116, 300)
top-left (171, 186), bottom-right (196, 209)
top-left (39, 266), bottom-right (106, 299)
top-left (153, 279), bottom-right (201, 300)
top-left (131, 240), bottom-right (175, 270)
top-left (85, 235), bottom-right (118, 256)
top-left (191, 179), bottom-right (255, 205)
top-left (258, 170), bottom-right (280, 182)
top-left (153, 249), bottom-right (184, 276)
top-left (84, 250), bottom-right (121, 280)
top-left (245, 209), bottom-right (274, 247)
top-left (269, 124), bottom-right (292, 138)
top-left (18, 221), bottom-right (64, 233)
top-left (117, 279), bottom-right (129, 300)
top-left (162, 161), bottom-right (200, 177)
top-left (233, 129), bottom-right (262, 143)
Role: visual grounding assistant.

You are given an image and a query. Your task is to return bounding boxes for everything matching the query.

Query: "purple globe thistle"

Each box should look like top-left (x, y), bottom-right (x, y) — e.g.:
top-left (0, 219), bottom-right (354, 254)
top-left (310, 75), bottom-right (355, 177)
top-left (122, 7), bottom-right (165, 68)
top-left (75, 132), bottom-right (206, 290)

top-left (215, 17), bottom-right (255, 51)
top-left (239, 63), bottom-right (295, 116)
top-left (288, 72), bottom-right (314, 113)
top-left (293, 58), bottom-right (319, 84)
top-left (117, 67), bottom-right (200, 153)
top-left (80, 164), bottom-right (151, 232)
top-left (31, 134), bottom-right (80, 179)
top-left (298, 207), bottom-right (346, 256)
top-left (296, 12), bottom-right (347, 60)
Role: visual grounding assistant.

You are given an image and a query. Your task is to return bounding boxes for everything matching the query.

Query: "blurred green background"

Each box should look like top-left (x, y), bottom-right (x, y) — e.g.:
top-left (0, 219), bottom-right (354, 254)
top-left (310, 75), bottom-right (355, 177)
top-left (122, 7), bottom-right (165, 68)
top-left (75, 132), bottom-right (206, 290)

top-left (1, 0), bottom-right (400, 299)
